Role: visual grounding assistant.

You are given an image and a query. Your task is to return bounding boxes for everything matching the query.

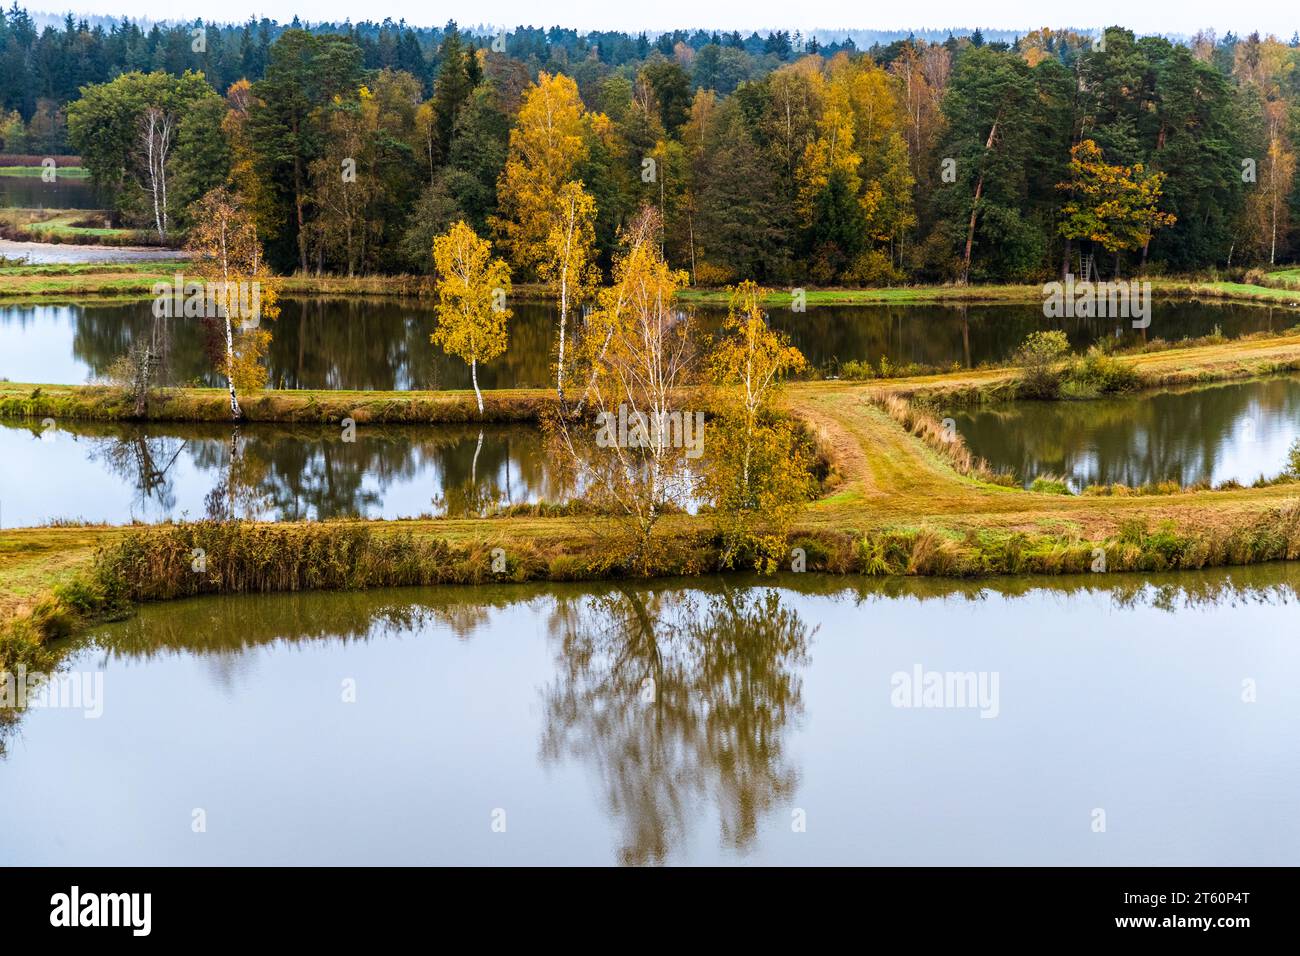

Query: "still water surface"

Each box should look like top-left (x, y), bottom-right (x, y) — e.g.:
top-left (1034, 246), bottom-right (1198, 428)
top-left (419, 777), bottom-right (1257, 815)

top-left (1, 566), bottom-right (1297, 865)
top-left (953, 376), bottom-right (1300, 490)
top-left (0, 419), bottom-right (568, 526)
top-left (0, 174), bottom-right (102, 209)
top-left (2, 298), bottom-right (1293, 390)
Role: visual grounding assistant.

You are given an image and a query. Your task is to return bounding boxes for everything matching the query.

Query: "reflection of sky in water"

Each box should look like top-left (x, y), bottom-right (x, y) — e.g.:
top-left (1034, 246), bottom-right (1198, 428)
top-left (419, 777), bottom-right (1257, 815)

top-left (0, 305), bottom-right (91, 384)
top-left (2, 574), bottom-right (1298, 865)
top-left (955, 377), bottom-right (1300, 491)
top-left (0, 420), bottom-right (703, 527)
top-left (0, 422), bottom-right (568, 526)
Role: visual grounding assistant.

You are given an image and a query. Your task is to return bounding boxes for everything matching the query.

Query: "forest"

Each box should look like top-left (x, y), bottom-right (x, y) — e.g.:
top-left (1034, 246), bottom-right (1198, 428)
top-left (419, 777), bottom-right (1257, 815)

top-left (2, 10), bottom-right (1298, 285)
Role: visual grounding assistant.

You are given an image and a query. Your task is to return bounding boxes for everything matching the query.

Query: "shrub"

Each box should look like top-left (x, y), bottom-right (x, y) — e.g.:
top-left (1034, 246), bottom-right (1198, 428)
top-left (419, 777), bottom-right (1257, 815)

top-left (846, 248), bottom-right (903, 286)
top-left (1029, 475), bottom-right (1072, 495)
top-left (1062, 346), bottom-right (1143, 396)
top-left (838, 359), bottom-right (877, 380)
top-left (1014, 330), bottom-right (1070, 398)
top-left (1286, 438), bottom-right (1300, 480)
top-left (692, 261), bottom-right (735, 287)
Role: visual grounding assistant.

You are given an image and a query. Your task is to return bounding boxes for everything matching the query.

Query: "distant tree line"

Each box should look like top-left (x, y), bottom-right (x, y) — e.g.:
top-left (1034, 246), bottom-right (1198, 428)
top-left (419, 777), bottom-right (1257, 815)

top-left (41, 14), bottom-right (1300, 280)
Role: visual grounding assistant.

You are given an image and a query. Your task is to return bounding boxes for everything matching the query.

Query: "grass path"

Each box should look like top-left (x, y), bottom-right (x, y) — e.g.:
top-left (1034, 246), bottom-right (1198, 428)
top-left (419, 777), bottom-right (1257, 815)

top-left (783, 379), bottom-right (1300, 536)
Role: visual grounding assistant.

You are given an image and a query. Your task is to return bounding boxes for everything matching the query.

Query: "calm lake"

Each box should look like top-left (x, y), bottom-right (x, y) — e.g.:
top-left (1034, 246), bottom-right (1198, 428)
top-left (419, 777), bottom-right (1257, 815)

top-left (2, 298), bottom-right (1293, 390)
top-left (0, 174), bottom-right (103, 209)
top-left (2, 565), bottom-right (1298, 865)
top-left (953, 376), bottom-right (1300, 490)
top-left (0, 419), bottom-right (570, 526)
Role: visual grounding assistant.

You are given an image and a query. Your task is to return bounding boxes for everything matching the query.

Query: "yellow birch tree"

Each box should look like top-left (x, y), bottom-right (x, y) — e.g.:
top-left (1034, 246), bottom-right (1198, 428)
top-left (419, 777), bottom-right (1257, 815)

top-left (185, 186), bottom-right (280, 420)
top-left (705, 281), bottom-right (814, 571)
top-left (491, 72), bottom-right (588, 274)
top-left (539, 180), bottom-right (600, 407)
top-left (431, 220), bottom-right (512, 415)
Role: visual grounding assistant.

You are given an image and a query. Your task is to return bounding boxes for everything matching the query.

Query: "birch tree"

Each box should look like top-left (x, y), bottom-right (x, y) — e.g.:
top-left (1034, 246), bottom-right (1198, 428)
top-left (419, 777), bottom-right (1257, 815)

top-left (704, 281), bottom-right (814, 571)
top-left (140, 105), bottom-right (175, 242)
top-left (538, 180), bottom-right (599, 407)
top-left (431, 220), bottom-right (512, 415)
top-left (553, 206), bottom-right (698, 569)
top-left (185, 187), bottom-right (281, 420)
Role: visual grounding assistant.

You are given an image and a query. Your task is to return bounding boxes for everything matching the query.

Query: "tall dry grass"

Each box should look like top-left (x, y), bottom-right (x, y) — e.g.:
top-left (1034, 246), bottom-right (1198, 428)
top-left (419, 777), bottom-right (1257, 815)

top-left (875, 394), bottom-right (1017, 486)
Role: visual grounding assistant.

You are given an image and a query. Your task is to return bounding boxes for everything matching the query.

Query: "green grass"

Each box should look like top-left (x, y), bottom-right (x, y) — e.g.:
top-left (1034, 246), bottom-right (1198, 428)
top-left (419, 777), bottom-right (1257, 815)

top-left (20, 212), bottom-right (128, 238)
top-left (676, 275), bottom-right (1300, 307)
top-left (1029, 476), bottom-right (1072, 495)
top-left (0, 207), bottom-right (154, 250)
top-left (0, 260), bottom-right (184, 277)
top-left (0, 382), bottom-right (554, 424)
top-left (0, 165), bottom-right (89, 177)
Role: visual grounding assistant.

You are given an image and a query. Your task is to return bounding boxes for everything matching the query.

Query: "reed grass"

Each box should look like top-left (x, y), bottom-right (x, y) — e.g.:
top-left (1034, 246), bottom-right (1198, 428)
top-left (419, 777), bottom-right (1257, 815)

top-left (873, 394), bottom-right (1017, 486)
top-left (0, 383), bottom-right (553, 424)
top-left (7, 495), bottom-right (1300, 667)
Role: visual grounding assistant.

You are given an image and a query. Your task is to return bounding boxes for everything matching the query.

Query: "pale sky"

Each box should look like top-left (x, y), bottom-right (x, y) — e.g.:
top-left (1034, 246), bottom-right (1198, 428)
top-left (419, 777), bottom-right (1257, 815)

top-left (21, 0), bottom-right (1299, 38)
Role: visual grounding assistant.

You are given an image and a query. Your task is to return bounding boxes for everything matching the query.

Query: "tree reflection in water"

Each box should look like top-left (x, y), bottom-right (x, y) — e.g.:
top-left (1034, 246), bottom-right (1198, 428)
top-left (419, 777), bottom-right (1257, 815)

top-left (84, 427), bottom-right (187, 517)
top-left (540, 585), bottom-right (813, 865)
top-left (62, 422), bottom-right (570, 522)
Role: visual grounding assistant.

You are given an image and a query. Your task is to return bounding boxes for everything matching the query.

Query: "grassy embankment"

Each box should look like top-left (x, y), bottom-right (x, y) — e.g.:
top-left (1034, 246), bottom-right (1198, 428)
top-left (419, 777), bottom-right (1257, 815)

top-left (0, 260), bottom-right (558, 301)
top-left (0, 167), bottom-right (89, 179)
top-left (676, 277), bottom-right (1300, 307)
top-left (6, 330), bottom-right (1300, 669)
top-left (0, 206), bottom-right (160, 246)
top-left (5, 260), bottom-right (1300, 304)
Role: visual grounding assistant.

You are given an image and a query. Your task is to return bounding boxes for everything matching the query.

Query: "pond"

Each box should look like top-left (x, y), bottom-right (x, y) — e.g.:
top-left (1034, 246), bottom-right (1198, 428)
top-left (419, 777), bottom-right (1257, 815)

top-left (0, 239), bottom-right (181, 265)
top-left (0, 419), bottom-right (571, 526)
top-left (2, 298), bottom-right (1294, 390)
top-left (951, 376), bottom-right (1300, 490)
top-left (2, 565), bottom-right (1298, 865)
top-left (0, 173), bottom-right (103, 210)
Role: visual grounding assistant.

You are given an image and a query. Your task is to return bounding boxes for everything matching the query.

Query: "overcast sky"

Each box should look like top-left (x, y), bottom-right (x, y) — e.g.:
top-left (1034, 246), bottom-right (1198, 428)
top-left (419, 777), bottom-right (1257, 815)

top-left (20, 0), bottom-right (1299, 38)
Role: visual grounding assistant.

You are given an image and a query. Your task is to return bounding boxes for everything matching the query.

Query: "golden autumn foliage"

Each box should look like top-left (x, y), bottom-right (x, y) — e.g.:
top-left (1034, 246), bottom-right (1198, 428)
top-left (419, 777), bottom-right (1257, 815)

top-left (431, 220), bottom-right (512, 414)
top-left (1234, 37), bottom-right (1297, 265)
top-left (784, 54), bottom-right (916, 277)
top-left (552, 207), bottom-right (696, 569)
top-left (221, 80), bottom-right (279, 249)
top-left (709, 281), bottom-right (807, 422)
top-left (491, 72), bottom-right (589, 273)
top-left (1057, 139), bottom-right (1176, 255)
top-left (185, 186), bottom-right (280, 419)
top-left (538, 180), bottom-right (600, 404)
top-left (705, 281), bottom-right (815, 572)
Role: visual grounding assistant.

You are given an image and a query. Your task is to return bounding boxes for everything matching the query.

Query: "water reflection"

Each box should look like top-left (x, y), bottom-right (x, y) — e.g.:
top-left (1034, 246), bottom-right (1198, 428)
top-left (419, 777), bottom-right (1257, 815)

top-left (5, 565), bottom-right (1300, 864)
top-left (2, 298), bottom-right (1293, 389)
top-left (0, 175), bottom-right (102, 209)
top-left (760, 300), bottom-right (1293, 373)
top-left (540, 586), bottom-right (812, 864)
top-left (0, 419), bottom-right (570, 525)
top-left (952, 376), bottom-right (1300, 490)
top-left (0, 298), bottom-right (558, 390)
